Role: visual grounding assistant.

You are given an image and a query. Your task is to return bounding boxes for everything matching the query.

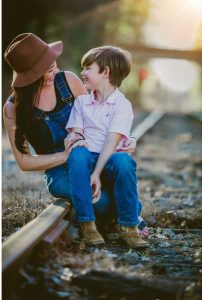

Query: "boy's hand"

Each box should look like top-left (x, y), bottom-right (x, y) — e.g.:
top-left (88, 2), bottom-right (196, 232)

top-left (118, 137), bottom-right (136, 154)
top-left (90, 172), bottom-right (101, 198)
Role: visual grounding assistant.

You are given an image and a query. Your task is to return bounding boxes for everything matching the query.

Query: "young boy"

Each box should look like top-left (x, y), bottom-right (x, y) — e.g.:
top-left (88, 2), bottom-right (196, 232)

top-left (66, 46), bottom-right (148, 248)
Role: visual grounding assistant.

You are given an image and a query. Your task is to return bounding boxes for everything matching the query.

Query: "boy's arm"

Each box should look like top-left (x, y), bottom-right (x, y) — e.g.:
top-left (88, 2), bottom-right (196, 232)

top-left (91, 132), bottom-right (122, 197)
top-left (65, 96), bottom-right (85, 145)
top-left (66, 96), bottom-right (84, 131)
top-left (91, 99), bottom-right (134, 197)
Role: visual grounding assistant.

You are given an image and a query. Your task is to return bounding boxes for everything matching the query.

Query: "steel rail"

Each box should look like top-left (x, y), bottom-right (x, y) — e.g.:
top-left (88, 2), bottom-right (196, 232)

top-left (2, 199), bottom-right (70, 274)
top-left (130, 105), bottom-right (166, 141)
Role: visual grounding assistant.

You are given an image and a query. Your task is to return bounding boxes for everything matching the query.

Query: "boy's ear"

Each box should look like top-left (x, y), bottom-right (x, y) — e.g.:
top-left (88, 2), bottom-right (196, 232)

top-left (103, 66), bottom-right (110, 77)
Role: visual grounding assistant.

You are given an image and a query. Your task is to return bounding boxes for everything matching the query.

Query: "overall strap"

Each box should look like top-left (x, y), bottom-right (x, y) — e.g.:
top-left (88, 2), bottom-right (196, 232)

top-left (33, 108), bottom-right (49, 121)
top-left (55, 71), bottom-right (73, 104)
top-left (33, 71), bottom-right (74, 121)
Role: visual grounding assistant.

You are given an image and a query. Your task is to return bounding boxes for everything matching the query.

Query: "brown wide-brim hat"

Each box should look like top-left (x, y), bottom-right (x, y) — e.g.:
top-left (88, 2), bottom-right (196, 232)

top-left (4, 33), bottom-right (63, 87)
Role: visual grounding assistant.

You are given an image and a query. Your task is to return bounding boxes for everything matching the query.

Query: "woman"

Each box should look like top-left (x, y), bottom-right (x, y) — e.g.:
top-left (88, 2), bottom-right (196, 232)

top-left (3, 33), bottom-right (147, 247)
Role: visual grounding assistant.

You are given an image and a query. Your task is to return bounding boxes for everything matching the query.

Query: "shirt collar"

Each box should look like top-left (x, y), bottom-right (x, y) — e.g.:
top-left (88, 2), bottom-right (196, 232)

top-left (85, 88), bottom-right (124, 105)
top-left (106, 88), bottom-right (125, 103)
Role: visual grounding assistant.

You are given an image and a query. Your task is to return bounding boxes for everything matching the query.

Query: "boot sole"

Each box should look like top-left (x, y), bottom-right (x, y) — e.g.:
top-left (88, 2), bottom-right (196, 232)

top-left (84, 240), bottom-right (105, 246)
top-left (129, 243), bottom-right (149, 249)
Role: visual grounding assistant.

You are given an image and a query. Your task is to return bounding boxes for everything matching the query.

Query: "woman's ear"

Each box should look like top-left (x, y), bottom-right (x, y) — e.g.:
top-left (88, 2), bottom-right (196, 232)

top-left (103, 66), bottom-right (110, 78)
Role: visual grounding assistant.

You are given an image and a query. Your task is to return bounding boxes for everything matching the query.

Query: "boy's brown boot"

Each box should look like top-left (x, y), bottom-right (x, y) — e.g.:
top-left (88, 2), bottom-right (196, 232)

top-left (80, 221), bottom-right (105, 246)
top-left (119, 225), bottom-right (149, 249)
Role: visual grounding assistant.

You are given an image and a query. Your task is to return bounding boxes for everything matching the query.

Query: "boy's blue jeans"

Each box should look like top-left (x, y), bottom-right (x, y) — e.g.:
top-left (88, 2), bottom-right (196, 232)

top-left (45, 146), bottom-right (142, 226)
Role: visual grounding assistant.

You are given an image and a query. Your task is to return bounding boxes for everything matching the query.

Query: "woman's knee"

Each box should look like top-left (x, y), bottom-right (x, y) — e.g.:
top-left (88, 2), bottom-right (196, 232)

top-left (48, 177), bottom-right (72, 201)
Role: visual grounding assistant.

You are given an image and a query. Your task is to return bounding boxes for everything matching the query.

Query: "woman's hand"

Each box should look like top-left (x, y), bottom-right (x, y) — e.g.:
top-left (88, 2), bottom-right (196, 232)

top-left (65, 132), bottom-right (81, 145)
top-left (70, 139), bottom-right (89, 149)
top-left (118, 137), bottom-right (137, 154)
top-left (63, 136), bottom-right (74, 156)
top-left (64, 133), bottom-right (89, 152)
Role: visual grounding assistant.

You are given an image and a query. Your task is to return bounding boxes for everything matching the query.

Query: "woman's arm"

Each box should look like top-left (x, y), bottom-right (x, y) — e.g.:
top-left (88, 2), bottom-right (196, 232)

top-left (64, 71), bottom-right (88, 97)
top-left (3, 101), bottom-right (71, 171)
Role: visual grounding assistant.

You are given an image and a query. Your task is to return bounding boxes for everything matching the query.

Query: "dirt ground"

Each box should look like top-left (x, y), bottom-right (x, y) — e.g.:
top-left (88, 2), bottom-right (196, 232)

top-left (135, 114), bottom-right (202, 230)
top-left (2, 130), bottom-right (55, 240)
top-left (2, 113), bottom-right (202, 300)
top-left (2, 113), bottom-right (202, 240)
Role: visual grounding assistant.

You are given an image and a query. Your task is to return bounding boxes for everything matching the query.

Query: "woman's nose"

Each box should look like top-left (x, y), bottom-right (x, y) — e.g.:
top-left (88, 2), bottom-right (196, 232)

top-left (54, 67), bottom-right (59, 74)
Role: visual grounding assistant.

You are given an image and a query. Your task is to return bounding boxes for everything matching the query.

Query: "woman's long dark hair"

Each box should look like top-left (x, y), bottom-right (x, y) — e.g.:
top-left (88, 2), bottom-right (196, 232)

top-left (13, 77), bottom-right (43, 153)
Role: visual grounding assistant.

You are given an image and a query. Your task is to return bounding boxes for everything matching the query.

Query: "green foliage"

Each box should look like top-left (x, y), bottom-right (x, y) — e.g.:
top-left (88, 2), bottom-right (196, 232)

top-left (58, 0), bottom-right (150, 101)
top-left (195, 22), bottom-right (202, 49)
top-left (3, 0), bottom-right (151, 102)
top-left (104, 0), bottom-right (150, 46)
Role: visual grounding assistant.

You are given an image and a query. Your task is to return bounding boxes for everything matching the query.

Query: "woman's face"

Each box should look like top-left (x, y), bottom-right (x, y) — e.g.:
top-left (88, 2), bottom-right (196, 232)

top-left (43, 61), bottom-right (59, 86)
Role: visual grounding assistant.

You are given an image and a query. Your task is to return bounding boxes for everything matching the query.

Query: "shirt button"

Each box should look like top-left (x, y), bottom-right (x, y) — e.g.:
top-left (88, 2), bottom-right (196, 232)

top-left (45, 116), bottom-right (49, 120)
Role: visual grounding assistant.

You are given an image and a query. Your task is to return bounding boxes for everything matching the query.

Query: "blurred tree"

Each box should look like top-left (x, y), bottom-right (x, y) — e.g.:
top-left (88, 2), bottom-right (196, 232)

top-left (2, 0), bottom-right (150, 103)
top-left (103, 0), bottom-right (149, 46)
top-left (59, 0), bottom-right (149, 69)
top-left (2, 0), bottom-right (118, 98)
top-left (58, 0), bottom-right (150, 102)
top-left (195, 22), bottom-right (202, 49)
top-left (2, 0), bottom-right (117, 55)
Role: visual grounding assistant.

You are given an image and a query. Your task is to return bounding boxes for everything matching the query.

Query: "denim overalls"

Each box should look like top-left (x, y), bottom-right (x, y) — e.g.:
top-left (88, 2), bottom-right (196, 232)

top-left (40, 73), bottom-right (142, 225)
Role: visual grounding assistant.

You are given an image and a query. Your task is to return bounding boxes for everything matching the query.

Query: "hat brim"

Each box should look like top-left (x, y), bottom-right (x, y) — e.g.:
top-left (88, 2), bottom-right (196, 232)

top-left (12, 41), bottom-right (63, 87)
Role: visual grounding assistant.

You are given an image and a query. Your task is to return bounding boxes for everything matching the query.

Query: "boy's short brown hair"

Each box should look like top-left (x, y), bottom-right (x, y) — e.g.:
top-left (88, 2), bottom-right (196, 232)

top-left (81, 46), bottom-right (132, 87)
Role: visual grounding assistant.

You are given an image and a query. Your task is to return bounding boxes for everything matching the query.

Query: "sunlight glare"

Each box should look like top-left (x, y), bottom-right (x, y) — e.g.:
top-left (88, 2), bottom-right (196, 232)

top-left (150, 59), bottom-right (198, 93)
top-left (188, 0), bottom-right (202, 9)
top-left (146, 0), bottom-right (202, 93)
top-left (188, 0), bottom-right (202, 8)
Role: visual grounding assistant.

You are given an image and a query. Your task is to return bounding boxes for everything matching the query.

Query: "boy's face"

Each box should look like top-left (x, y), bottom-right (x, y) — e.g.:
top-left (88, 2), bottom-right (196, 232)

top-left (81, 62), bottom-right (104, 90)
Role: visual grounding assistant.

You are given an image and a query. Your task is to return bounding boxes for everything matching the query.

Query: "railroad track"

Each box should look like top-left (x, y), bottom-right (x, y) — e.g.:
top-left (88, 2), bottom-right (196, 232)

top-left (2, 107), bottom-right (202, 300)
